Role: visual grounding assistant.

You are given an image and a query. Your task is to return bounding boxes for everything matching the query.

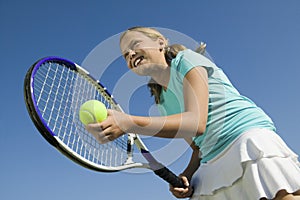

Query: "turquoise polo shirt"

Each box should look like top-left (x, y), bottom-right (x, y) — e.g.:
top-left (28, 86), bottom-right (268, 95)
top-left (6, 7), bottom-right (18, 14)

top-left (157, 49), bottom-right (275, 163)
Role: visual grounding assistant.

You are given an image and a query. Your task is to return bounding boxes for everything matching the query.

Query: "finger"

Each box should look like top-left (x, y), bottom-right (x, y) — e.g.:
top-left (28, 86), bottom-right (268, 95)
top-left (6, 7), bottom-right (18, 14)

top-left (173, 191), bottom-right (187, 199)
top-left (85, 124), bottom-right (102, 138)
top-left (94, 131), bottom-right (106, 143)
top-left (96, 135), bottom-right (110, 144)
top-left (173, 186), bottom-right (190, 195)
top-left (84, 118), bottom-right (110, 130)
top-left (168, 189), bottom-right (183, 198)
top-left (98, 120), bottom-right (111, 130)
top-left (100, 126), bottom-right (113, 137)
top-left (92, 131), bottom-right (111, 144)
top-left (181, 176), bottom-right (190, 187)
top-left (86, 123), bottom-right (102, 131)
top-left (172, 187), bottom-right (185, 193)
top-left (88, 127), bottom-right (108, 143)
top-left (99, 127), bottom-right (116, 142)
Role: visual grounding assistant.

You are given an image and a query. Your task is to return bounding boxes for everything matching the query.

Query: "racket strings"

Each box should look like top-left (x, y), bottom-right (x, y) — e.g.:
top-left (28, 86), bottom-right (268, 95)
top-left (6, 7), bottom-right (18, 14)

top-left (33, 61), bottom-right (130, 168)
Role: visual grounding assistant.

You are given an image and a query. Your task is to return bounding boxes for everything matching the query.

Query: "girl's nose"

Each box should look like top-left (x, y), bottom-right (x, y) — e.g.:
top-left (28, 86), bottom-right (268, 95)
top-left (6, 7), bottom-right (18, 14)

top-left (128, 49), bottom-right (136, 59)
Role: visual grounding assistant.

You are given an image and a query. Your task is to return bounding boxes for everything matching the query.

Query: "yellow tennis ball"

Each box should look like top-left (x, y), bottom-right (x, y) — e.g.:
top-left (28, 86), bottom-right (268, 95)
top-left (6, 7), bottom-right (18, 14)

top-left (79, 100), bottom-right (107, 125)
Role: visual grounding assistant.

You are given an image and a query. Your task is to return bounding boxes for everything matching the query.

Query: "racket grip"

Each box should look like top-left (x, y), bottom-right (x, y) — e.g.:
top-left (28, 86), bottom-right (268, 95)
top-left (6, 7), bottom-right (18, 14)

top-left (154, 167), bottom-right (185, 188)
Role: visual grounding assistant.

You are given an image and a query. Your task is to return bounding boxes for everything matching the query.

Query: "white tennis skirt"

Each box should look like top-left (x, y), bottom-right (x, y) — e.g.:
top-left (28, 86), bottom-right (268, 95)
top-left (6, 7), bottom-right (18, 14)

top-left (190, 128), bottom-right (300, 200)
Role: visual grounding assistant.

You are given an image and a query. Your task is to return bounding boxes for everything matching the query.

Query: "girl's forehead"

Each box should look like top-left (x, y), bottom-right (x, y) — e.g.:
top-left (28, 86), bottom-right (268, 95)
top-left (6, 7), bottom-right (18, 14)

top-left (119, 32), bottom-right (138, 57)
top-left (120, 31), bottom-right (147, 47)
top-left (122, 31), bottom-right (146, 40)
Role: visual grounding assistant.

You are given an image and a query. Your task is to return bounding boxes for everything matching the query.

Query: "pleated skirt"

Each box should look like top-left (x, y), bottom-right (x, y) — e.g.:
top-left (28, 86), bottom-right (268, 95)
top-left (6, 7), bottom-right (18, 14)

top-left (190, 128), bottom-right (300, 200)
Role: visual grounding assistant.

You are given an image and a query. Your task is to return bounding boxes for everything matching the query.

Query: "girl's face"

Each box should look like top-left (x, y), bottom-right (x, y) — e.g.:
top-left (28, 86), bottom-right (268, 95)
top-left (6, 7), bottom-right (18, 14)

top-left (120, 31), bottom-right (167, 76)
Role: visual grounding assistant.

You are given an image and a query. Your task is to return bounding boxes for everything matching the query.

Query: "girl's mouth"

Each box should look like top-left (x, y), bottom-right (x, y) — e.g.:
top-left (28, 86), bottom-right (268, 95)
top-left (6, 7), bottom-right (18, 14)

top-left (133, 56), bottom-right (144, 68)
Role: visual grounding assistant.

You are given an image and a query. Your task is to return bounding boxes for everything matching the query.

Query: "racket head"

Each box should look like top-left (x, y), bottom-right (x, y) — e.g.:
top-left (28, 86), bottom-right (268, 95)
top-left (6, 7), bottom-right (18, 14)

top-left (24, 56), bottom-right (144, 172)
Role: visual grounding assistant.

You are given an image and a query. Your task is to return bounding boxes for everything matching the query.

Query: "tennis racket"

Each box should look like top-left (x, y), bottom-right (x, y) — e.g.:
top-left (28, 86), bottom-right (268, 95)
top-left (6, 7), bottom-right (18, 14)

top-left (24, 56), bottom-right (184, 188)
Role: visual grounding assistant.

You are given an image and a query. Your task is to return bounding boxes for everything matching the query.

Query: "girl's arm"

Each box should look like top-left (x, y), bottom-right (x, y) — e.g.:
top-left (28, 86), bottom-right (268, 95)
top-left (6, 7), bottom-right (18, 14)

top-left (181, 139), bottom-right (201, 180)
top-left (86, 66), bottom-right (208, 143)
top-left (169, 139), bottom-right (201, 198)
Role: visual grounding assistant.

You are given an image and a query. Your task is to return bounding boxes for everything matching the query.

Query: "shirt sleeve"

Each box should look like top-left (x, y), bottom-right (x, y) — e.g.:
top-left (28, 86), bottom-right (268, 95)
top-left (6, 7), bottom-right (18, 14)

top-left (171, 49), bottom-right (216, 78)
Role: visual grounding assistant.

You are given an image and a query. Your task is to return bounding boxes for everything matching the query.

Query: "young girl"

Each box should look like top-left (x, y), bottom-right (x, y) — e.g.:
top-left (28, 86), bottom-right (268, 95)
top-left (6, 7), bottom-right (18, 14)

top-left (86, 27), bottom-right (300, 200)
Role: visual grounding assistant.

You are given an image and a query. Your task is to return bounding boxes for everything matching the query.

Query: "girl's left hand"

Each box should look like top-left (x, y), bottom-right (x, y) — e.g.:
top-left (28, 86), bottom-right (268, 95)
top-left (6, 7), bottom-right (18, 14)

top-left (85, 109), bottom-right (131, 144)
top-left (169, 176), bottom-right (194, 198)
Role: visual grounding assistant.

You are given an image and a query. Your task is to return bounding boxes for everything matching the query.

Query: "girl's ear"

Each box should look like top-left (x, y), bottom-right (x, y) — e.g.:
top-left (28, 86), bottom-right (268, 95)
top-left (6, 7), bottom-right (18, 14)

top-left (158, 37), bottom-right (166, 47)
top-left (157, 38), bottom-right (165, 52)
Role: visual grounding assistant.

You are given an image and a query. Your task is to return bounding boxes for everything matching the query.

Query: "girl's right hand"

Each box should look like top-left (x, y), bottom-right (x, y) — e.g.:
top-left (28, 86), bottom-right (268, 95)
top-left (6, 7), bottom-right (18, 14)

top-left (169, 176), bottom-right (193, 198)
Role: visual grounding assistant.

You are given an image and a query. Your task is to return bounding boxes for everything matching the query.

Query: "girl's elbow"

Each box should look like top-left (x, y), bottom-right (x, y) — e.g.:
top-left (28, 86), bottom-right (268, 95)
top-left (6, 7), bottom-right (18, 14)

top-left (196, 121), bottom-right (206, 136)
top-left (184, 112), bottom-right (206, 137)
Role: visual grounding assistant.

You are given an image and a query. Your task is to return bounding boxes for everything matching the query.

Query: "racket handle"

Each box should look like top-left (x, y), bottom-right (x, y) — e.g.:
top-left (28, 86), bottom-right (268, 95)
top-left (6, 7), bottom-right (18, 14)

top-left (154, 167), bottom-right (185, 188)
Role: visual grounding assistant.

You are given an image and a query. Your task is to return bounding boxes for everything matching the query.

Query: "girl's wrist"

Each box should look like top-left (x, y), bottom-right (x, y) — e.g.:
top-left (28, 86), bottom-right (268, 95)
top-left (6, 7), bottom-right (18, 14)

top-left (126, 115), bottom-right (151, 134)
top-left (180, 172), bottom-right (192, 181)
top-left (125, 115), bottom-right (142, 133)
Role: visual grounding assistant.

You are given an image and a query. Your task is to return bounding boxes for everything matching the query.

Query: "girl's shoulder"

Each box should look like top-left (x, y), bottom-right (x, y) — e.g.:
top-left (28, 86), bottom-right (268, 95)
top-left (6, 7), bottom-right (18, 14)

top-left (171, 49), bottom-right (217, 78)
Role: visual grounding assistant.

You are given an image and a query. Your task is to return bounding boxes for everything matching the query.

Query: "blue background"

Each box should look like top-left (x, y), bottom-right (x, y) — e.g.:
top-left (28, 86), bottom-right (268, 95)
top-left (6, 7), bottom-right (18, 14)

top-left (1, 0), bottom-right (299, 199)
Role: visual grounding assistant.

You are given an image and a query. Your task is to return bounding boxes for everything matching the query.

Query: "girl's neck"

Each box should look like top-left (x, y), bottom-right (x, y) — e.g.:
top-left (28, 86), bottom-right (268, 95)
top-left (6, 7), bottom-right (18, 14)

top-left (150, 65), bottom-right (170, 89)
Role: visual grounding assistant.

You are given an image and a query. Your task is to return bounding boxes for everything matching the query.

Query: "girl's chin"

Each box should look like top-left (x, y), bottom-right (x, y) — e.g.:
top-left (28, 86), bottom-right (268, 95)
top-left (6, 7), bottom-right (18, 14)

top-left (132, 64), bottom-right (153, 76)
top-left (131, 63), bottom-right (165, 76)
top-left (132, 67), bottom-right (148, 76)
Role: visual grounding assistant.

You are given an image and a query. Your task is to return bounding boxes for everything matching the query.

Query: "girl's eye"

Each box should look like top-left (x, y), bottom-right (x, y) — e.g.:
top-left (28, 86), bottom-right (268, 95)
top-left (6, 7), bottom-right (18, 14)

top-left (123, 40), bottom-right (142, 59)
top-left (132, 41), bottom-right (141, 49)
top-left (124, 52), bottom-right (129, 59)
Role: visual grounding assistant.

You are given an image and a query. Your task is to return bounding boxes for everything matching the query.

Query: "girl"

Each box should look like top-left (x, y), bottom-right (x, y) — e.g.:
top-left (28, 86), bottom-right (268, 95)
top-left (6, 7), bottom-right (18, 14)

top-left (86, 27), bottom-right (300, 200)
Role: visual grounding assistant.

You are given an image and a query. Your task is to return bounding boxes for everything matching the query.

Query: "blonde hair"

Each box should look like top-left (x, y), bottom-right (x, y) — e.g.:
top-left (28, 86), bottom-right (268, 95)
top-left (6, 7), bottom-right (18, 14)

top-left (120, 27), bottom-right (207, 104)
top-left (120, 26), bottom-right (167, 44)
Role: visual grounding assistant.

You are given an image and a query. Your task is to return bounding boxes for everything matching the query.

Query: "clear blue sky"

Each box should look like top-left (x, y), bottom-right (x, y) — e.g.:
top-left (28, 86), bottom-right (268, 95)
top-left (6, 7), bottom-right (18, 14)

top-left (1, 0), bottom-right (300, 199)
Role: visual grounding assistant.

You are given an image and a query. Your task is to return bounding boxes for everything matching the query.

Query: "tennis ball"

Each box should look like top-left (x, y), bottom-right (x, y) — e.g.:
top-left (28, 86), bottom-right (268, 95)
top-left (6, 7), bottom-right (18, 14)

top-left (79, 100), bottom-right (107, 125)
